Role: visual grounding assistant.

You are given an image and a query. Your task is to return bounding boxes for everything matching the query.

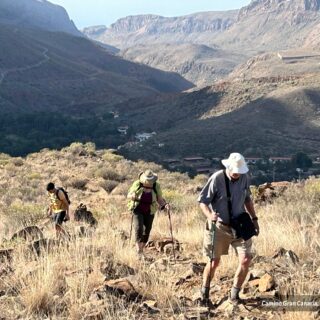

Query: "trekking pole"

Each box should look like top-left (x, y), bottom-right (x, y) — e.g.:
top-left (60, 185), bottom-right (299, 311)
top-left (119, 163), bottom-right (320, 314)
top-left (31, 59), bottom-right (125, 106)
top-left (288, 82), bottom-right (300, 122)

top-left (166, 206), bottom-right (176, 264)
top-left (129, 210), bottom-right (134, 244)
top-left (208, 221), bottom-right (217, 290)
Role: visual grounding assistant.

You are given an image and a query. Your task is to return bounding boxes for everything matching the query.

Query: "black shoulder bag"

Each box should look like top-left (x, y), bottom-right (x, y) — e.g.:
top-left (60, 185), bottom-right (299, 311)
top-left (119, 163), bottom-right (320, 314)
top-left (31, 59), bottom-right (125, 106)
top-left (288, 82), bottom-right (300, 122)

top-left (224, 171), bottom-right (257, 241)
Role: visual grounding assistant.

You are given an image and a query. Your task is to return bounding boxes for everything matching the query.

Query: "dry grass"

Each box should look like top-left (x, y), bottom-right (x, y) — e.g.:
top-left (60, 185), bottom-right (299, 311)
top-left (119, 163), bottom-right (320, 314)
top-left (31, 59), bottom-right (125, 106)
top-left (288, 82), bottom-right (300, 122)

top-left (0, 143), bottom-right (318, 319)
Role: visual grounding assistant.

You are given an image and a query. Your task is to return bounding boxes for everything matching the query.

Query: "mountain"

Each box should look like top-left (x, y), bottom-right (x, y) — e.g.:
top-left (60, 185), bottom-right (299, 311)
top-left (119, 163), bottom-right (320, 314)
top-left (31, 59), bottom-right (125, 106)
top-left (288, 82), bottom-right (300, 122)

top-left (83, 12), bottom-right (238, 49)
top-left (217, 0), bottom-right (320, 53)
top-left (0, 0), bottom-right (81, 36)
top-left (0, 1), bottom-right (193, 156)
top-left (84, 0), bottom-right (320, 86)
top-left (120, 43), bottom-right (246, 87)
top-left (0, 25), bottom-right (193, 114)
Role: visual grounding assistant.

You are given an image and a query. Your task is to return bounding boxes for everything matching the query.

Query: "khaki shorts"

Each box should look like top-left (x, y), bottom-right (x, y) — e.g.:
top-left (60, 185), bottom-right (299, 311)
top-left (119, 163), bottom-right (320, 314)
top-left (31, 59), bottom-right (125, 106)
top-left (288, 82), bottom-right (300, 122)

top-left (203, 220), bottom-right (252, 260)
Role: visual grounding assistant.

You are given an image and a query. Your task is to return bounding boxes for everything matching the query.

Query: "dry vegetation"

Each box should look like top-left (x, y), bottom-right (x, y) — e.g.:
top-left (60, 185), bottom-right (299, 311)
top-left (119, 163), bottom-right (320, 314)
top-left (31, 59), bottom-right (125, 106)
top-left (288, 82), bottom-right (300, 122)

top-left (0, 143), bottom-right (319, 319)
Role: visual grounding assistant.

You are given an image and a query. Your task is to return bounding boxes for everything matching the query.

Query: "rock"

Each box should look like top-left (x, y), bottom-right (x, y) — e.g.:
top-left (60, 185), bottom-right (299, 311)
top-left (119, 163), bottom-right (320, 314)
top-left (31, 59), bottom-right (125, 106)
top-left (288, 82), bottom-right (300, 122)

top-left (216, 300), bottom-right (237, 314)
top-left (104, 278), bottom-right (142, 301)
top-left (258, 273), bottom-right (275, 292)
top-left (140, 300), bottom-right (160, 314)
top-left (248, 279), bottom-right (260, 287)
top-left (148, 237), bottom-right (180, 253)
top-left (100, 260), bottom-right (135, 279)
top-left (10, 225), bottom-right (43, 242)
top-left (256, 181), bottom-right (290, 203)
top-left (260, 290), bottom-right (277, 298)
top-left (316, 266), bottom-right (320, 276)
top-left (181, 307), bottom-right (210, 320)
top-left (74, 203), bottom-right (98, 227)
top-left (249, 269), bottom-right (267, 279)
top-left (272, 247), bottom-right (299, 264)
top-left (190, 262), bottom-right (206, 275)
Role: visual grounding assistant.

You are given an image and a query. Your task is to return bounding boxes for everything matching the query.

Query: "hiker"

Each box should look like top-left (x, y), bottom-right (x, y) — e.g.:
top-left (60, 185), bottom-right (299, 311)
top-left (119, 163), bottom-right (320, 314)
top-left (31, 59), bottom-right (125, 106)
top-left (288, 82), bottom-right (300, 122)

top-left (46, 182), bottom-right (70, 238)
top-left (127, 170), bottom-right (169, 258)
top-left (198, 153), bottom-right (259, 305)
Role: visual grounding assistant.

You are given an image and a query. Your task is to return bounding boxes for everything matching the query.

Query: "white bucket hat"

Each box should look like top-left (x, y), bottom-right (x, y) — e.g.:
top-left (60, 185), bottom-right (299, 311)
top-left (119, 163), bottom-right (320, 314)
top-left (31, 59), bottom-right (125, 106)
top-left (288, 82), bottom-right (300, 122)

top-left (222, 153), bottom-right (249, 174)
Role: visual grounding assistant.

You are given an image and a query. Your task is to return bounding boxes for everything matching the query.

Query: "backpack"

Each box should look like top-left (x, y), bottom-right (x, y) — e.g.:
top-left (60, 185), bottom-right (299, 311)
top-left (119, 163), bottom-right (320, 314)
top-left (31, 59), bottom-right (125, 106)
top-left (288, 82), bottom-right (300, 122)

top-left (56, 187), bottom-right (71, 204)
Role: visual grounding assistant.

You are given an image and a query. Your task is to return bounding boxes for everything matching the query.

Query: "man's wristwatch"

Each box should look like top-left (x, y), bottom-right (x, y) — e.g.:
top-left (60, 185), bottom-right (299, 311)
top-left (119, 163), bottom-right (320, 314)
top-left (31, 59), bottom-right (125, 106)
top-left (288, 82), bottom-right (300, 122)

top-left (252, 217), bottom-right (258, 221)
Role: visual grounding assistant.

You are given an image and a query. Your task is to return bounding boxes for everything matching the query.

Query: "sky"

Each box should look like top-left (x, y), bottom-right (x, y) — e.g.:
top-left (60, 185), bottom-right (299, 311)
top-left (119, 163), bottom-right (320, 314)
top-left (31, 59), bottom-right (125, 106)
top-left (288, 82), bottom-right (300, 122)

top-left (49, 0), bottom-right (251, 29)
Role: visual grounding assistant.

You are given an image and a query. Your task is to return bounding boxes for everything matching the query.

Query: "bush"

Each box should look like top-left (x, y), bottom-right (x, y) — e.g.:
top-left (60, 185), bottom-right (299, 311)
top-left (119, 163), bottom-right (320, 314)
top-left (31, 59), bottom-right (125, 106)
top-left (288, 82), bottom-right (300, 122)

top-left (69, 178), bottom-right (88, 190)
top-left (94, 168), bottom-right (124, 182)
top-left (102, 152), bottom-right (122, 163)
top-left (11, 157), bottom-right (24, 167)
top-left (99, 180), bottom-right (119, 193)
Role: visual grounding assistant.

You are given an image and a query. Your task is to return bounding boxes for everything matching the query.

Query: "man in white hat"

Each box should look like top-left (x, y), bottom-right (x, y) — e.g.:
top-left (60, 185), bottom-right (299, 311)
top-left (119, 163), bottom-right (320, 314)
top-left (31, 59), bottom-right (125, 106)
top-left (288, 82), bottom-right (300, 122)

top-left (198, 153), bottom-right (259, 306)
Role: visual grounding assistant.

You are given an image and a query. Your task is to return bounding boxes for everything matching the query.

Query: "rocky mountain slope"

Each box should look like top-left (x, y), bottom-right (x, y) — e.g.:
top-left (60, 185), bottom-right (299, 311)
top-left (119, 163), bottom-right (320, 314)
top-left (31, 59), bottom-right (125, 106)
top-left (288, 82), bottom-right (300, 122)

top-left (0, 0), bottom-right (81, 36)
top-left (0, 143), bottom-right (318, 319)
top-left (84, 0), bottom-right (320, 86)
top-left (121, 43), bottom-right (246, 87)
top-left (83, 11), bottom-right (238, 49)
top-left (0, 25), bottom-right (192, 114)
top-left (0, 1), bottom-right (193, 156)
top-left (118, 73), bottom-right (320, 160)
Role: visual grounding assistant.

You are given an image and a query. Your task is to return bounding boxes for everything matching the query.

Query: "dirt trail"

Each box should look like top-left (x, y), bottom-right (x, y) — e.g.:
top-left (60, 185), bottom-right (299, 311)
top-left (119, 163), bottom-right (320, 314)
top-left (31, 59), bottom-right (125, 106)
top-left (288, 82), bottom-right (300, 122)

top-left (0, 47), bottom-right (50, 86)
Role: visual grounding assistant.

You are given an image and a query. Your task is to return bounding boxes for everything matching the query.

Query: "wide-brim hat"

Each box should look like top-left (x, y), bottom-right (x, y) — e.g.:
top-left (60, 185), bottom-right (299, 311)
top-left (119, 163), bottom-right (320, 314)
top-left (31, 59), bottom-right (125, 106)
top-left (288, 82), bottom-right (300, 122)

top-left (222, 153), bottom-right (249, 174)
top-left (139, 169), bottom-right (158, 185)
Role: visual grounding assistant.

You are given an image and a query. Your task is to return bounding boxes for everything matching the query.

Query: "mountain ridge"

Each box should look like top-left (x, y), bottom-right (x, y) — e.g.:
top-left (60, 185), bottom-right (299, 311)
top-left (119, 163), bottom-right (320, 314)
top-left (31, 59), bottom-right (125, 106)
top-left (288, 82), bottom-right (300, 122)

top-left (0, 0), bottom-right (81, 36)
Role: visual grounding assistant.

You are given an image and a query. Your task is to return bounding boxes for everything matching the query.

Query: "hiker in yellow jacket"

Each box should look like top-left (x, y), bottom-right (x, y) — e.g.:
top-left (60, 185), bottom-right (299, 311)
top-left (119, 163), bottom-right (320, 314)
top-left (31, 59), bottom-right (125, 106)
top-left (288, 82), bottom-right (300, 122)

top-left (47, 182), bottom-right (70, 238)
top-left (127, 170), bottom-right (169, 258)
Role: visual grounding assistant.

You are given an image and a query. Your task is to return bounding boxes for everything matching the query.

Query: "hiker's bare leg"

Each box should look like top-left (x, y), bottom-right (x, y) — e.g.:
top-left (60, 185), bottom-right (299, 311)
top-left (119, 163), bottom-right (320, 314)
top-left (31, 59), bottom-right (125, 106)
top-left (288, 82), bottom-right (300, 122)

top-left (202, 257), bottom-right (220, 288)
top-left (233, 254), bottom-right (251, 289)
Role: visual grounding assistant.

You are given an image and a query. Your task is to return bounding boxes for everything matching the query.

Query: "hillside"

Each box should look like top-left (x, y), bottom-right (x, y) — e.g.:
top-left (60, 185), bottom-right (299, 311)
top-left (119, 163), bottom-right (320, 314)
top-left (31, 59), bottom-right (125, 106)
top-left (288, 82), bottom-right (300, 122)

top-left (0, 0), bottom-right (81, 36)
top-left (0, 143), bottom-right (318, 319)
top-left (117, 74), bottom-right (320, 160)
top-left (121, 43), bottom-right (246, 87)
top-left (0, 23), bottom-right (193, 155)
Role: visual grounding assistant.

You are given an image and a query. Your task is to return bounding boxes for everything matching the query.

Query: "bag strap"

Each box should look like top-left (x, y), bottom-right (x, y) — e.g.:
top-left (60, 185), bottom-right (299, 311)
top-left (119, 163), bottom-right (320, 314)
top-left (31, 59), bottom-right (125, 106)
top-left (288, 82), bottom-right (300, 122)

top-left (223, 170), bottom-right (233, 220)
top-left (55, 188), bottom-right (61, 201)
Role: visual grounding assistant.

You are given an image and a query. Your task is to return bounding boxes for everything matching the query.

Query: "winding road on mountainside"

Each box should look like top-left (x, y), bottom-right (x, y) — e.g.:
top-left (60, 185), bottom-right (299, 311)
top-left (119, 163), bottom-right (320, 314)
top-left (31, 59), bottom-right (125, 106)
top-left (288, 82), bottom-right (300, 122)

top-left (0, 47), bottom-right (50, 86)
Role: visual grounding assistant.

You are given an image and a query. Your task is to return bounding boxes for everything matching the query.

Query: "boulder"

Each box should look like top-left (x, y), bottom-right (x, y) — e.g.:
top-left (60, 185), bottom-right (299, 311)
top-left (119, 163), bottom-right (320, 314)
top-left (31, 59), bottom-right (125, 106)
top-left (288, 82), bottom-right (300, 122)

top-left (74, 203), bottom-right (98, 227)
top-left (257, 181), bottom-right (290, 203)
top-left (140, 300), bottom-right (160, 314)
top-left (147, 237), bottom-right (180, 253)
top-left (10, 225), bottom-right (43, 242)
top-left (104, 278), bottom-right (142, 301)
top-left (258, 273), bottom-right (275, 292)
top-left (272, 247), bottom-right (299, 264)
top-left (100, 260), bottom-right (135, 279)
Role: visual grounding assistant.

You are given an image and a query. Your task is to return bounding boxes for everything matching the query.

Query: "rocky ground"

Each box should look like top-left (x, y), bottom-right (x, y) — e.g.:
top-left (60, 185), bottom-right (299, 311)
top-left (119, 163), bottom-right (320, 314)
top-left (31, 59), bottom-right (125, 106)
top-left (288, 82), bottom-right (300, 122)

top-left (0, 144), bottom-right (318, 319)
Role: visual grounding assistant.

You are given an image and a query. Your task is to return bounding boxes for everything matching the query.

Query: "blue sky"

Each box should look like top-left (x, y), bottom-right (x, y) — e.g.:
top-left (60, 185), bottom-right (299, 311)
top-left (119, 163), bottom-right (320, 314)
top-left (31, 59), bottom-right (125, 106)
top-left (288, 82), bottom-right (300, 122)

top-left (50, 0), bottom-right (251, 29)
